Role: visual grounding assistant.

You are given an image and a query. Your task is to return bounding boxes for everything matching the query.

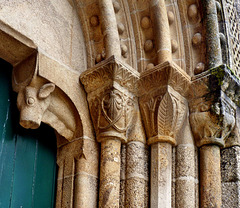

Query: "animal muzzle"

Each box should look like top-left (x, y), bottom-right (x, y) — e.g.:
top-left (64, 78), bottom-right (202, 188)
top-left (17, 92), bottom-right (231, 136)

top-left (19, 110), bottom-right (41, 129)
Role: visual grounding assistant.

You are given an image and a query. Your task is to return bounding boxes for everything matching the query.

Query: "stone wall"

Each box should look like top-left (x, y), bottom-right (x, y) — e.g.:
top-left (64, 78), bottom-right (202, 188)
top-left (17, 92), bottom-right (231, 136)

top-left (0, 0), bottom-right (240, 207)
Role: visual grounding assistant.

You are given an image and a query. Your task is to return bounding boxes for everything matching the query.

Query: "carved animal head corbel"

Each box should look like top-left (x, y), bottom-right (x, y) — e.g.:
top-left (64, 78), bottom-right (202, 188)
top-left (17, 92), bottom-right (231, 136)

top-left (12, 53), bottom-right (83, 141)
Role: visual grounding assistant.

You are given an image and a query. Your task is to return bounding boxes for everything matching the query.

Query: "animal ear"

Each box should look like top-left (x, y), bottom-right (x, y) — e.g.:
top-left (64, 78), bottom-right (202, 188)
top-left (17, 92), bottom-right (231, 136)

top-left (38, 83), bottom-right (55, 99)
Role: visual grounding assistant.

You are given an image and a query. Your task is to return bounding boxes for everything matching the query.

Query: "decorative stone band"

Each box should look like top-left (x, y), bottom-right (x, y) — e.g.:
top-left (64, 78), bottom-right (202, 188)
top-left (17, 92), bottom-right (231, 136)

top-left (80, 56), bottom-right (139, 143)
top-left (189, 65), bottom-right (238, 147)
top-left (139, 61), bottom-right (190, 146)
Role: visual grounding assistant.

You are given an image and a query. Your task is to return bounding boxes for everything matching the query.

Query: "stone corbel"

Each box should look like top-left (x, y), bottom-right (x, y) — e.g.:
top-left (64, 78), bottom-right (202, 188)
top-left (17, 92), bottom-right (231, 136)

top-left (80, 55), bottom-right (139, 207)
top-left (12, 52), bottom-right (88, 141)
top-left (189, 65), bottom-right (238, 208)
top-left (139, 61), bottom-right (191, 208)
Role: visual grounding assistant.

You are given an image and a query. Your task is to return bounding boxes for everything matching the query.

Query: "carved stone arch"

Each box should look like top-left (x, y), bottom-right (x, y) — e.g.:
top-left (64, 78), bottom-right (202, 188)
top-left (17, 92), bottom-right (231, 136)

top-left (0, 20), bottom-right (99, 208)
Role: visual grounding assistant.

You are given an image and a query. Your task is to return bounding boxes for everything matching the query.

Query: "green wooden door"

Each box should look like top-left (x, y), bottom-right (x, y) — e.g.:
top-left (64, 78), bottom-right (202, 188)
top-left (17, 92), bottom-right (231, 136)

top-left (0, 59), bottom-right (57, 208)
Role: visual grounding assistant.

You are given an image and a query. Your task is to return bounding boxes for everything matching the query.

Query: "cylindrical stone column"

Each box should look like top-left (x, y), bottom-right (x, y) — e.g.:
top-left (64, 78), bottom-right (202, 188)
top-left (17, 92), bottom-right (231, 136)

top-left (175, 144), bottom-right (197, 208)
top-left (74, 137), bottom-right (99, 208)
top-left (151, 0), bottom-right (172, 63)
top-left (202, 0), bottom-right (222, 68)
top-left (151, 142), bottom-right (172, 208)
top-left (125, 141), bottom-right (149, 208)
top-left (99, 139), bottom-right (121, 208)
top-left (99, 0), bottom-right (121, 58)
top-left (120, 144), bottom-right (126, 208)
top-left (200, 145), bottom-right (222, 208)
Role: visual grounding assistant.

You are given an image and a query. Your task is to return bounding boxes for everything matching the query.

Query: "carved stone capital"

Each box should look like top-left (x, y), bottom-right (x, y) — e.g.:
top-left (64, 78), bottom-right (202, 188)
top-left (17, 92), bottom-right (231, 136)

top-left (189, 65), bottom-right (238, 147)
top-left (139, 61), bottom-right (191, 97)
top-left (80, 56), bottom-right (139, 143)
top-left (139, 61), bottom-right (190, 146)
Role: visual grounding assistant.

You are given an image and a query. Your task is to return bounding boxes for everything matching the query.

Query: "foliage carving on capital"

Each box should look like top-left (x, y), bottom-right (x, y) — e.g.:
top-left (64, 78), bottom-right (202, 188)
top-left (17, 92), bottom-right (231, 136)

top-left (140, 87), bottom-right (186, 146)
top-left (80, 55), bottom-right (139, 94)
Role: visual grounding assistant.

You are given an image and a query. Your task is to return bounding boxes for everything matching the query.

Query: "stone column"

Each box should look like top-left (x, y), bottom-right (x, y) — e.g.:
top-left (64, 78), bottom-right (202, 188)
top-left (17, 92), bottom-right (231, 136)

top-left (125, 141), bottom-right (149, 207)
top-left (189, 66), bottom-right (237, 208)
top-left (202, 0), bottom-right (222, 68)
top-left (150, 0), bottom-right (172, 63)
top-left (99, 0), bottom-right (121, 58)
top-left (80, 56), bottom-right (139, 208)
top-left (139, 62), bottom-right (191, 208)
top-left (200, 145), bottom-right (222, 207)
top-left (222, 107), bottom-right (240, 207)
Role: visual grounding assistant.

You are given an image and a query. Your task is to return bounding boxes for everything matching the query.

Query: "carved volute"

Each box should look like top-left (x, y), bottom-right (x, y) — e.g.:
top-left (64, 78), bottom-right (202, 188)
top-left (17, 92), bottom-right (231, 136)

top-left (139, 61), bottom-right (191, 146)
top-left (80, 55), bottom-right (139, 143)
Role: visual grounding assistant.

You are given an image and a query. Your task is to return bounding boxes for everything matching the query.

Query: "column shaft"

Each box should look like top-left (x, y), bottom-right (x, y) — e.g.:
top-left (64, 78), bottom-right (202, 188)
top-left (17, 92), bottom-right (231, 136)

top-left (99, 0), bottom-right (121, 58)
top-left (202, 0), bottom-right (222, 68)
top-left (151, 0), bottom-right (172, 63)
top-left (200, 145), bottom-right (222, 208)
top-left (151, 142), bottom-right (172, 208)
top-left (99, 139), bottom-right (121, 208)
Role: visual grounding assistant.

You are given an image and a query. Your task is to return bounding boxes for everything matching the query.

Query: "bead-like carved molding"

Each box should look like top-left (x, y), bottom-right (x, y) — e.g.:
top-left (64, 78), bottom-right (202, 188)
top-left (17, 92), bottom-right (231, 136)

top-left (80, 56), bottom-right (139, 143)
top-left (139, 61), bottom-right (190, 146)
top-left (189, 65), bottom-right (238, 147)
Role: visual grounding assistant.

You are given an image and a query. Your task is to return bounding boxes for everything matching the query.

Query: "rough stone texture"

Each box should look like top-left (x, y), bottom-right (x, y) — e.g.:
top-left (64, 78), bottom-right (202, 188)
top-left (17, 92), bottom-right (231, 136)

top-left (125, 141), bottom-right (149, 207)
top-left (176, 144), bottom-right (195, 178)
top-left (175, 144), bottom-right (196, 208)
top-left (222, 181), bottom-right (240, 208)
top-left (221, 146), bottom-right (240, 182)
top-left (175, 179), bottom-right (195, 208)
top-left (126, 141), bottom-right (149, 180)
top-left (120, 144), bottom-right (126, 208)
top-left (74, 173), bottom-right (98, 208)
top-left (1, 0), bottom-right (239, 207)
top-left (221, 146), bottom-right (240, 208)
top-left (125, 178), bottom-right (149, 208)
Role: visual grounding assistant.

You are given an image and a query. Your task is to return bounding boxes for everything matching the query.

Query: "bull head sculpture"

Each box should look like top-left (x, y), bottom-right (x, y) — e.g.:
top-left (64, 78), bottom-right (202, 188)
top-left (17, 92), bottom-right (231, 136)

top-left (12, 53), bottom-right (82, 141)
top-left (17, 79), bottom-right (55, 129)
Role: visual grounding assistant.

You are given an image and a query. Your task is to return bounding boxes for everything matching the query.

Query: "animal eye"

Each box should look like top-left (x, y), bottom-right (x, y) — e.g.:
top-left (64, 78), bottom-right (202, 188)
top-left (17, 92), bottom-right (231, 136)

top-left (26, 97), bottom-right (35, 106)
